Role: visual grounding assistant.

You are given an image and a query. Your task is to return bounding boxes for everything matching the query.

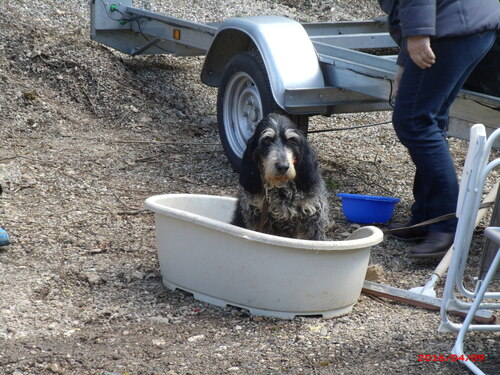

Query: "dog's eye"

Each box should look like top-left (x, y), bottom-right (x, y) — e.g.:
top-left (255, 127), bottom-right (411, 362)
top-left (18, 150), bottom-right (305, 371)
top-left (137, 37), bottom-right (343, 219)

top-left (286, 137), bottom-right (300, 147)
top-left (261, 136), bottom-right (274, 144)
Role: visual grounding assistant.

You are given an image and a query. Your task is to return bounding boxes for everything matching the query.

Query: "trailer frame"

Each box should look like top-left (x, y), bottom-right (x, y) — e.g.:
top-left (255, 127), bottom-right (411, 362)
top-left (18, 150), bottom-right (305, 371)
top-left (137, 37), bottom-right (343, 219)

top-left (90, 0), bottom-right (500, 170)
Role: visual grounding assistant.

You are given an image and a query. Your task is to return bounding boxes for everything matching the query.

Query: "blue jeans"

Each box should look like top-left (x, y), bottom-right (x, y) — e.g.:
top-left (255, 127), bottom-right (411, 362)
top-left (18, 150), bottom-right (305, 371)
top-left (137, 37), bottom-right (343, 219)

top-left (393, 31), bottom-right (497, 233)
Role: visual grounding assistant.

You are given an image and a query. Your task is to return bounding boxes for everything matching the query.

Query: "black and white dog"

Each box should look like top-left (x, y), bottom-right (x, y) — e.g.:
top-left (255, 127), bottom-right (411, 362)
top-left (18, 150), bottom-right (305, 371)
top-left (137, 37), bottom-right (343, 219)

top-left (231, 113), bottom-right (329, 240)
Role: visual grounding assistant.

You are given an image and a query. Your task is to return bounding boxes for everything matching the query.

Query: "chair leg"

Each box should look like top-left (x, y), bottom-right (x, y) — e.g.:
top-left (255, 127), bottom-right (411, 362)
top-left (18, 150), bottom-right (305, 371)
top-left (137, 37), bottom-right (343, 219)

top-left (451, 244), bottom-right (500, 374)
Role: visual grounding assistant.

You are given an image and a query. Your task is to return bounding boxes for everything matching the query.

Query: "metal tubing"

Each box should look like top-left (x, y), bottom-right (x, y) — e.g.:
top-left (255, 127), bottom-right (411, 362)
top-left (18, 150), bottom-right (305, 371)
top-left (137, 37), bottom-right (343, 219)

top-left (456, 158), bottom-right (500, 299)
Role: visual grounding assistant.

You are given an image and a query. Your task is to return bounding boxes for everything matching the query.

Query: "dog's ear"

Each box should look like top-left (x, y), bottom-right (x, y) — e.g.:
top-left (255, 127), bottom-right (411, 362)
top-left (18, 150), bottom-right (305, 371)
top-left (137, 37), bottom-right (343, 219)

top-left (294, 140), bottom-right (321, 193)
top-left (239, 134), bottom-right (263, 194)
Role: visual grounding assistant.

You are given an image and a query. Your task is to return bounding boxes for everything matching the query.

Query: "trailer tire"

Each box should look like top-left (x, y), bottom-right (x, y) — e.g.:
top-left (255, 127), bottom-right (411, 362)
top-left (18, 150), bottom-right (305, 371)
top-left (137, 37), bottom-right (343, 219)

top-left (217, 51), bottom-right (308, 172)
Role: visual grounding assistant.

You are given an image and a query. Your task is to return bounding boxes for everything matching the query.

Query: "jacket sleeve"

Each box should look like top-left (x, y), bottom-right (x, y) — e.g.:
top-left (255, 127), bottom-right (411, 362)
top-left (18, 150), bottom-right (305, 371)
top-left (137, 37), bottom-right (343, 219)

top-left (379, 0), bottom-right (437, 66)
top-left (378, 0), bottom-right (403, 45)
top-left (399, 0), bottom-right (436, 37)
top-left (396, 41), bottom-right (409, 67)
top-left (378, 0), bottom-right (407, 66)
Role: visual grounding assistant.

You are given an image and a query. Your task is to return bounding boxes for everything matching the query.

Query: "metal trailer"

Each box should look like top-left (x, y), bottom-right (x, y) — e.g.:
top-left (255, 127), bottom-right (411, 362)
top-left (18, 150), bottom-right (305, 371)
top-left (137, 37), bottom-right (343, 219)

top-left (90, 0), bottom-right (500, 170)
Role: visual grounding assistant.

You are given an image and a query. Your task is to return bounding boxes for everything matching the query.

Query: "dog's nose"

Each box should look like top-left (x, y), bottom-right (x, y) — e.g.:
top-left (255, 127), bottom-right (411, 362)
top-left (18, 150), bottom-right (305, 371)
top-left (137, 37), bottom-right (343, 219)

top-left (275, 162), bottom-right (289, 174)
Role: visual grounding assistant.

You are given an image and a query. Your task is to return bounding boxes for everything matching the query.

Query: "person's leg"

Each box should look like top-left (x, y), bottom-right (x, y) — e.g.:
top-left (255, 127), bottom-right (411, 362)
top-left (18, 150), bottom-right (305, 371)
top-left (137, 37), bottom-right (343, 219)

top-left (410, 167), bottom-right (427, 224)
top-left (392, 31), bottom-right (496, 256)
top-left (393, 49), bottom-right (461, 230)
top-left (388, 167), bottom-right (428, 241)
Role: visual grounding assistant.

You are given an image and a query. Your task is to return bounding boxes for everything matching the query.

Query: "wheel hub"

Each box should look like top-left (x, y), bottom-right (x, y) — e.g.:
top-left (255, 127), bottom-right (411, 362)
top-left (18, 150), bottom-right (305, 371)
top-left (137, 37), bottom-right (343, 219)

top-left (223, 72), bottom-right (263, 158)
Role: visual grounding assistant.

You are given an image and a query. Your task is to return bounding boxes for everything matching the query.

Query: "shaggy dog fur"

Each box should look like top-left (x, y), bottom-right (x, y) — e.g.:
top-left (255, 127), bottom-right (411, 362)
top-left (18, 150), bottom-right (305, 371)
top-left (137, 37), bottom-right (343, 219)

top-left (231, 113), bottom-right (329, 240)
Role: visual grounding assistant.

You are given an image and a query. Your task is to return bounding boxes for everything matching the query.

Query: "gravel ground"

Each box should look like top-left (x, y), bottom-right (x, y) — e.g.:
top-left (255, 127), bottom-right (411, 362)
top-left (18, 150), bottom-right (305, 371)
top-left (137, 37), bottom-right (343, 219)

top-left (0, 1), bottom-right (498, 374)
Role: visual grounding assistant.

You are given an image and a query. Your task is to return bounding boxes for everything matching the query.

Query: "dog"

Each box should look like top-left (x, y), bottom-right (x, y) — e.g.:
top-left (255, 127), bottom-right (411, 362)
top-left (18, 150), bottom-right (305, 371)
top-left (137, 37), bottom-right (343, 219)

top-left (231, 113), bottom-right (329, 240)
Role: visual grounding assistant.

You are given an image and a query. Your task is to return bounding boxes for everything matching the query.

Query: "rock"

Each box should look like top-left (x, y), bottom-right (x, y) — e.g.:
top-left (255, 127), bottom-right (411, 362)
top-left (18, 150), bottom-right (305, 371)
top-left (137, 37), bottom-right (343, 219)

top-left (392, 333), bottom-right (405, 341)
top-left (365, 264), bottom-right (386, 282)
top-left (138, 115), bottom-right (152, 124)
top-left (187, 334), bottom-right (205, 342)
top-left (47, 363), bottom-right (62, 373)
top-left (131, 270), bottom-right (145, 280)
top-left (85, 273), bottom-right (102, 285)
top-left (23, 90), bottom-right (38, 100)
top-left (174, 101), bottom-right (185, 110)
top-left (111, 352), bottom-right (121, 360)
top-left (152, 338), bottom-right (166, 346)
top-left (201, 117), bottom-right (217, 127)
top-left (173, 109), bottom-right (186, 118)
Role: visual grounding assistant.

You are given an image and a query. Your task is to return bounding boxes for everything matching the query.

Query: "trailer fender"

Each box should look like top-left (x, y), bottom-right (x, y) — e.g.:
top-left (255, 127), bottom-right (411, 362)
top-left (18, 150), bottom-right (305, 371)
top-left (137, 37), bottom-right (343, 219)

top-left (200, 16), bottom-right (324, 110)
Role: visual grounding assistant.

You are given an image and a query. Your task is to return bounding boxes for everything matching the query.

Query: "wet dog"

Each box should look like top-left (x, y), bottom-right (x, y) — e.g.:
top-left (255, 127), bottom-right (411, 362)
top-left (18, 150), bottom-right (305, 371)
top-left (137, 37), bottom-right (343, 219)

top-left (231, 113), bottom-right (329, 240)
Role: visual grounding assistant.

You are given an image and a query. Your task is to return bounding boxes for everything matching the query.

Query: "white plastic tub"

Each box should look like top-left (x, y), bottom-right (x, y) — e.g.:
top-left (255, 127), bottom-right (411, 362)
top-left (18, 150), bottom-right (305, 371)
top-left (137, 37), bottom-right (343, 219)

top-left (145, 194), bottom-right (383, 319)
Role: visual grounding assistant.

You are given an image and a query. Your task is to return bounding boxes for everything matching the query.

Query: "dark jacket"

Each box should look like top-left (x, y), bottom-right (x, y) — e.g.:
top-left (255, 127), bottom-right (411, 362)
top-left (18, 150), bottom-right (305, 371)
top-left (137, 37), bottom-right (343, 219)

top-left (378, 0), bottom-right (500, 65)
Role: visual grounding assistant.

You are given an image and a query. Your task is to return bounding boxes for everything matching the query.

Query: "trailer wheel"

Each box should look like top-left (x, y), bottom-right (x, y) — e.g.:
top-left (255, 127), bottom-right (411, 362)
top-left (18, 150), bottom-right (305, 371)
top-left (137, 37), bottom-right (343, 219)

top-left (217, 51), bottom-right (308, 172)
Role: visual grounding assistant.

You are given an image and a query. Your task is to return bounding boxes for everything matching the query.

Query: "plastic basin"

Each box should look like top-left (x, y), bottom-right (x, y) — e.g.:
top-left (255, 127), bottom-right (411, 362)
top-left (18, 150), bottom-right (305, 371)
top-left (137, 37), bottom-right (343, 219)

top-left (337, 193), bottom-right (400, 224)
top-left (145, 194), bottom-right (384, 319)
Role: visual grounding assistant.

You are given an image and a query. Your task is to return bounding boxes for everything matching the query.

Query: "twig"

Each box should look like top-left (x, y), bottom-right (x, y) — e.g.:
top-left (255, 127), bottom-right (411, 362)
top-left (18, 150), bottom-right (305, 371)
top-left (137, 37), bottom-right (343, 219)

top-left (372, 152), bottom-right (383, 175)
top-left (0, 128), bottom-right (15, 138)
top-left (82, 88), bottom-right (98, 115)
top-left (13, 183), bottom-right (37, 193)
top-left (4, 154), bottom-right (59, 166)
top-left (134, 155), bottom-right (159, 163)
top-left (113, 192), bottom-right (133, 210)
top-left (299, 350), bottom-right (319, 375)
top-left (59, 134), bottom-right (220, 147)
top-left (36, 54), bottom-right (60, 68)
top-left (116, 209), bottom-right (148, 216)
top-left (112, 139), bottom-right (220, 146)
top-left (116, 110), bottom-right (133, 127)
top-left (364, 293), bottom-right (392, 307)
top-left (0, 155), bottom-right (19, 162)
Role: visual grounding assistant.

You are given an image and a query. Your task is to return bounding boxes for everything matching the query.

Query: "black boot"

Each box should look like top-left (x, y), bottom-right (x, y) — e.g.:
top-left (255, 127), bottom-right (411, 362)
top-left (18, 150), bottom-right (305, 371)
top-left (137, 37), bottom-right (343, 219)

top-left (408, 231), bottom-right (455, 258)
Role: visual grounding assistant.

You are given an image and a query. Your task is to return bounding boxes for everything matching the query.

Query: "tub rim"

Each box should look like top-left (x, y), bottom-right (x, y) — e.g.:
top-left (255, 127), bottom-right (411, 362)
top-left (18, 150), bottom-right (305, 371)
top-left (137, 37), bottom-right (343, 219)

top-left (144, 194), bottom-right (384, 251)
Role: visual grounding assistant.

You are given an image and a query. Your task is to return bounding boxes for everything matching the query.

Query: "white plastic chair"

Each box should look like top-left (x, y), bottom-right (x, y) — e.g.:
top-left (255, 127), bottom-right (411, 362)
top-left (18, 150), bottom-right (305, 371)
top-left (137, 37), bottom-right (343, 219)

top-left (439, 124), bottom-right (500, 374)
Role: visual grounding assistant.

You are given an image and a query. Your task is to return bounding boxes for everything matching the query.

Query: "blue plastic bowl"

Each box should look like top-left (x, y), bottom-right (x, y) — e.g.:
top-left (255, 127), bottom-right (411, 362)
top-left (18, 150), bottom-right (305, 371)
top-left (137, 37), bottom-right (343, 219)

top-left (337, 193), bottom-right (400, 224)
